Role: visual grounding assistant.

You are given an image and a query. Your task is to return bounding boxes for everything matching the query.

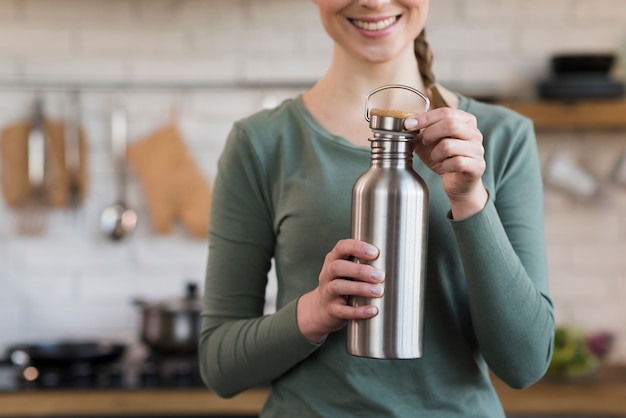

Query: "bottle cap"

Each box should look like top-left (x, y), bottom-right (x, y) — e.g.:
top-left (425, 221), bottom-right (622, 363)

top-left (369, 108), bottom-right (415, 132)
top-left (365, 85), bottom-right (430, 132)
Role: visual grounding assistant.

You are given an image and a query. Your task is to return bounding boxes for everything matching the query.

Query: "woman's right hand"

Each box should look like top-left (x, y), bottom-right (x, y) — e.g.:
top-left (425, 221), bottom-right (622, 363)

top-left (296, 239), bottom-right (385, 343)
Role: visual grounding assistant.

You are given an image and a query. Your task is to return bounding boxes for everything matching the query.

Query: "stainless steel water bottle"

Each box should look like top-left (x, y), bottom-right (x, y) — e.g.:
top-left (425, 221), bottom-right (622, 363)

top-left (347, 84), bottom-right (430, 359)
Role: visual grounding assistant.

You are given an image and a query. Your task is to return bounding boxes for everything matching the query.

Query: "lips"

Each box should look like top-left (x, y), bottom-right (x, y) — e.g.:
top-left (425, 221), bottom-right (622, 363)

top-left (349, 15), bottom-right (400, 32)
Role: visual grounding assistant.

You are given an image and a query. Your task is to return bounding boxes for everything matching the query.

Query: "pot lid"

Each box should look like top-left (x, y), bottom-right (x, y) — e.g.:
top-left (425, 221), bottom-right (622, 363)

top-left (161, 296), bottom-right (202, 312)
top-left (139, 282), bottom-right (202, 312)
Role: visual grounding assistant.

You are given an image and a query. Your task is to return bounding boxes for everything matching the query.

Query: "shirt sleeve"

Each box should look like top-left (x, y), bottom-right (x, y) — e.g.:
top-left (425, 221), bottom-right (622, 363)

top-left (198, 124), bottom-right (321, 398)
top-left (450, 116), bottom-right (554, 389)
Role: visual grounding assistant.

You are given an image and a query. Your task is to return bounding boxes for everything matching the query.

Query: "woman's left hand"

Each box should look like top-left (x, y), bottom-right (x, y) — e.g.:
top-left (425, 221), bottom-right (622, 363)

top-left (404, 108), bottom-right (489, 220)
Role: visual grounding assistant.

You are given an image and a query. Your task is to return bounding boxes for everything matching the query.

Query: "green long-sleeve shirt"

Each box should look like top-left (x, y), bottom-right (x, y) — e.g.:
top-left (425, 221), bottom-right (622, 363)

top-left (199, 94), bottom-right (554, 417)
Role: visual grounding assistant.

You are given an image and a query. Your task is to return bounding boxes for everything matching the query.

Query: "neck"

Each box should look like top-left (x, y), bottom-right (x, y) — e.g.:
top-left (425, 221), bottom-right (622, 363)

top-left (301, 44), bottom-right (433, 147)
top-left (314, 44), bottom-right (424, 104)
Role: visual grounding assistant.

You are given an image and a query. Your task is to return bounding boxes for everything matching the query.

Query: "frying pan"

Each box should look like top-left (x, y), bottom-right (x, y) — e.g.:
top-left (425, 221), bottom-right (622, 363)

top-left (551, 53), bottom-right (615, 75)
top-left (5, 340), bottom-right (126, 367)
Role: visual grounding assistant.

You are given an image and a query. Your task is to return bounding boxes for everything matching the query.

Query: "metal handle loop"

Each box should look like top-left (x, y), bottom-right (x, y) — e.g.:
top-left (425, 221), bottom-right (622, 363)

top-left (364, 84), bottom-right (431, 122)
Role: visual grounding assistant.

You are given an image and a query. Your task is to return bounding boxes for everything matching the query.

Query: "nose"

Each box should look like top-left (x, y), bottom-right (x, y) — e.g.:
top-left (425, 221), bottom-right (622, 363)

top-left (358, 0), bottom-right (391, 9)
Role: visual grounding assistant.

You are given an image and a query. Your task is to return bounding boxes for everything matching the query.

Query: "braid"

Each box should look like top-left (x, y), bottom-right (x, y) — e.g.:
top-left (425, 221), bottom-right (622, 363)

top-left (413, 29), bottom-right (449, 109)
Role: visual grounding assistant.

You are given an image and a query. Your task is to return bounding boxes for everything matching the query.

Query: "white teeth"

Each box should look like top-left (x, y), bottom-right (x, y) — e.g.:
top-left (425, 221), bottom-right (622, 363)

top-left (352, 16), bottom-right (397, 31)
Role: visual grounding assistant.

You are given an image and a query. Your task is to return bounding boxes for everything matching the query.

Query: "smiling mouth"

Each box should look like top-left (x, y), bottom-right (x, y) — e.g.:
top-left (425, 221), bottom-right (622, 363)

top-left (350, 15), bottom-right (400, 31)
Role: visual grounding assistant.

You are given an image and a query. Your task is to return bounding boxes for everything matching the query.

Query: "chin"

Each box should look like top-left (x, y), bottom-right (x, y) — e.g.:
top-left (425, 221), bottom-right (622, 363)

top-left (358, 45), bottom-right (409, 65)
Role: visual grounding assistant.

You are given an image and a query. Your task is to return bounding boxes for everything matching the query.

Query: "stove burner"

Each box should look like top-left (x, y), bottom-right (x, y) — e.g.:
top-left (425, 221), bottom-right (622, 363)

top-left (14, 352), bottom-right (203, 390)
top-left (139, 353), bottom-right (203, 388)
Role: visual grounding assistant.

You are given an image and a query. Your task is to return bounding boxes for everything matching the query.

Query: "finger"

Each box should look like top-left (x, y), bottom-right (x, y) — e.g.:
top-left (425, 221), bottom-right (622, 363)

top-left (430, 138), bottom-right (484, 164)
top-left (326, 258), bottom-right (386, 284)
top-left (440, 155), bottom-right (486, 177)
top-left (328, 277), bottom-right (385, 299)
top-left (404, 108), bottom-right (476, 132)
top-left (329, 303), bottom-right (379, 320)
top-left (420, 118), bottom-right (481, 147)
top-left (327, 239), bottom-right (379, 262)
top-left (405, 109), bottom-right (481, 150)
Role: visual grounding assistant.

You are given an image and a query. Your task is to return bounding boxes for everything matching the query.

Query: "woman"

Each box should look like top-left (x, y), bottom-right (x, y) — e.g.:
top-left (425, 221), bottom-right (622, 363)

top-left (199, 0), bottom-right (554, 416)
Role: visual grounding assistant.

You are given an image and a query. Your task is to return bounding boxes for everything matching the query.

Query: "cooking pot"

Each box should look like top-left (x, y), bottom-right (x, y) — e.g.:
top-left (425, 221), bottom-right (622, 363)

top-left (134, 281), bottom-right (202, 355)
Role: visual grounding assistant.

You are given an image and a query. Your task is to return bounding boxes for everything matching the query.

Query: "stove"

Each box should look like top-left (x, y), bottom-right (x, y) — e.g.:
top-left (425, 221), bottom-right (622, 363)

top-left (133, 352), bottom-right (204, 389)
top-left (7, 351), bottom-right (204, 391)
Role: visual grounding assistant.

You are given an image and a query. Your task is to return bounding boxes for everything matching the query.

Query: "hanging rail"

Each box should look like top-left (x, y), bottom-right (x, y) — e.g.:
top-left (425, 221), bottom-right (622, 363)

top-left (0, 79), bottom-right (315, 93)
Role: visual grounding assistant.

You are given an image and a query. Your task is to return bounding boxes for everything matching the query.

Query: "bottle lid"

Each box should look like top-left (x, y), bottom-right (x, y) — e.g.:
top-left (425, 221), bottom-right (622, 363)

top-left (365, 85), bottom-right (430, 132)
top-left (369, 108), bottom-right (415, 132)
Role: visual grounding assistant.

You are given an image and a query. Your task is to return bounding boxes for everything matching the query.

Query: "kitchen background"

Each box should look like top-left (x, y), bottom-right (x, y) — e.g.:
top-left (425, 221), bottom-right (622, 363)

top-left (0, 0), bottom-right (625, 367)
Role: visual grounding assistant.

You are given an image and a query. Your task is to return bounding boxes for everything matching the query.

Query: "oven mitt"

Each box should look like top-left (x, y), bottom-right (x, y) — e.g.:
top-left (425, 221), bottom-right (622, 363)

top-left (1, 120), bottom-right (88, 207)
top-left (126, 124), bottom-right (211, 238)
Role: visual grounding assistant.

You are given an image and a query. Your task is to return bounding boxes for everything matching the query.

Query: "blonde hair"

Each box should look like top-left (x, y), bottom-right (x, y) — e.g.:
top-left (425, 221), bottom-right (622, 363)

top-left (413, 29), bottom-right (448, 109)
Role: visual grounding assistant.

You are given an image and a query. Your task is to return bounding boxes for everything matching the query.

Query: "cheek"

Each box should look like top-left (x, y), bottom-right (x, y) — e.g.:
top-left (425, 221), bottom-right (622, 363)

top-left (406, 9), bottom-right (429, 39)
top-left (407, 0), bottom-right (429, 26)
top-left (315, 3), bottom-right (351, 43)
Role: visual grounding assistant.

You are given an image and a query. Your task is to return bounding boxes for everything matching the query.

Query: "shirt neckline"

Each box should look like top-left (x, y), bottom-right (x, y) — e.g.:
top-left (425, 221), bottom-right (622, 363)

top-left (292, 93), bottom-right (471, 150)
top-left (292, 95), bottom-right (369, 152)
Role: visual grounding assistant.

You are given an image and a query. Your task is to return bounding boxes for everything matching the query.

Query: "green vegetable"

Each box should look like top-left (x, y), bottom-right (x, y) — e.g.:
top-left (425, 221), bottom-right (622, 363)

top-left (547, 327), bottom-right (602, 380)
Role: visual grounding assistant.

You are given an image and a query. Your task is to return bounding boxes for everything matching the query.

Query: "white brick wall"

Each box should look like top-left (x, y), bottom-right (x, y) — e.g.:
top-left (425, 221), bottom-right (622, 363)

top-left (0, 0), bottom-right (625, 365)
top-left (539, 133), bottom-right (626, 363)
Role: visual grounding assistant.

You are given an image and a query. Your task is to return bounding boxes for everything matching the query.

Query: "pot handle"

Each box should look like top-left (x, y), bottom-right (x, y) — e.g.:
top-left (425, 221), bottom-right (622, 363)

top-left (132, 298), bottom-right (148, 306)
top-left (185, 282), bottom-right (198, 300)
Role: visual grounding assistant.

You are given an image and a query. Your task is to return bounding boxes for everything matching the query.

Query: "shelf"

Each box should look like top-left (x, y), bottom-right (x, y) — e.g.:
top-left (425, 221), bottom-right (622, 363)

top-left (496, 99), bottom-right (626, 130)
top-left (1, 367), bottom-right (625, 417)
top-left (492, 365), bottom-right (626, 416)
top-left (0, 387), bottom-right (268, 417)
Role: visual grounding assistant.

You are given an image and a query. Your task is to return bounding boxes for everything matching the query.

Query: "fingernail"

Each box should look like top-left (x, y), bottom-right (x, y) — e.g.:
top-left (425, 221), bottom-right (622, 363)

top-left (370, 269), bottom-right (385, 281)
top-left (404, 118), bottom-right (418, 129)
top-left (370, 285), bottom-right (384, 296)
top-left (364, 245), bottom-right (378, 257)
top-left (364, 306), bottom-right (378, 315)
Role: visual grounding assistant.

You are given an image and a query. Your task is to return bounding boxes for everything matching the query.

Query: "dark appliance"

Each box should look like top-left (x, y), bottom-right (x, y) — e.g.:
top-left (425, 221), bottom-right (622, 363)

top-left (538, 53), bottom-right (625, 100)
top-left (3, 340), bottom-right (204, 390)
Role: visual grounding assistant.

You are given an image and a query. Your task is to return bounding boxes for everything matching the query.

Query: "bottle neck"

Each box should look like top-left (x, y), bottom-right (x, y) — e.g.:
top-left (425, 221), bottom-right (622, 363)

top-left (369, 131), bottom-right (416, 168)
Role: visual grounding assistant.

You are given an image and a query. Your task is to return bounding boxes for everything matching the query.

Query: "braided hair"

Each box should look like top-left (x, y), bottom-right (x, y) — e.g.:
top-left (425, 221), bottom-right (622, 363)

top-left (413, 29), bottom-right (449, 109)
